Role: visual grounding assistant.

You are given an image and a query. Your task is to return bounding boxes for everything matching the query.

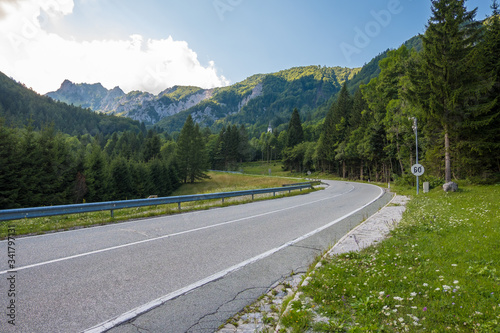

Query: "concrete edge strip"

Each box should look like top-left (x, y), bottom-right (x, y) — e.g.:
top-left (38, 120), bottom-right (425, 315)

top-left (83, 184), bottom-right (385, 333)
top-left (325, 191), bottom-right (398, 257)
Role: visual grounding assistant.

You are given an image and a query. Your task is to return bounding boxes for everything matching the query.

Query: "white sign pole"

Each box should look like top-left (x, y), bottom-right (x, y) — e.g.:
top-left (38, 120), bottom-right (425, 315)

top-left (412, 117), bottom-right (420, 195)
top-left (416, 118), bottom-right (419, 195)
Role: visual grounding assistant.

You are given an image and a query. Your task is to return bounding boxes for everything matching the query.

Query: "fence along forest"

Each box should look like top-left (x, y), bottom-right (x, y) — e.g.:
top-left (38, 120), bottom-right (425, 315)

top-left (1, 0), bottom-right (499, 210)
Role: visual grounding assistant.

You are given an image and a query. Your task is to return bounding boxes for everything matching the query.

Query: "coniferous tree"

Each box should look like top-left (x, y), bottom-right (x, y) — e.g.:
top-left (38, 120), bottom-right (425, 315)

top-left (286, 108), bottom-right (304, 148)
top-left (148, 158), bottom-right (171, 196)
top-left (316, 82), bottom-right (352, 175)
top-left (85, 144), bottom-right (109, 202)
top-left (468, 0), bottom-right (500, 176)
top-left (104, 132), bottom-right (119, 156)
top-left (143, 129), bottom-right (162, 162)
top-left (282, 109), bottom-right (306, 171)
top-left (130, 161), bottom-right (149, 198)
top-left (109, 156), bottom-right (133, 200)
top-left (333, 82), bottom-right (353, 178)
top-left (409, 0), bottom-right (492, 183)
top-left (190, 123), bottom-right (210, 183)
top-left (18, 124), bottom-right (43, 207)
top-left (175, 115), bottom-right (209, 183)
top-left (0, 119), bottom-right (20, 208)
top-left (237, 125), bottom-right (253, 162)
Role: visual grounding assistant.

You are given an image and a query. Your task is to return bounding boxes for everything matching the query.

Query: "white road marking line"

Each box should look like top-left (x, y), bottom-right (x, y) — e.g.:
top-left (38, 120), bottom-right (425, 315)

top-left (83, 185), bottom-right (384, 333)
top-left (0, 185), bottom-right (356, 275)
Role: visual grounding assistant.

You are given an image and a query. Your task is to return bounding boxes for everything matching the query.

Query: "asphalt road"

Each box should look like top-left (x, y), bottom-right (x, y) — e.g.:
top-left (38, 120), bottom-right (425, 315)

top-left (0, 180), bottom-right (391, 333)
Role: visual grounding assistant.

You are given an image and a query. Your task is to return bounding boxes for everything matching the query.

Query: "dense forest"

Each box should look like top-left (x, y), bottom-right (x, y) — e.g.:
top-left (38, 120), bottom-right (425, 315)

top-left (1, 0), bottom-right (499, 210)
top-left (278, 0), bottom-right (500, 185)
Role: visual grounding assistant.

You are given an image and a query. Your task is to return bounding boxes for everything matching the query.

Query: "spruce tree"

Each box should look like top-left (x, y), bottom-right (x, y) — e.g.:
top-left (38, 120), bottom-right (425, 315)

top-left (410, 0), bottom-right (491, 183)
top-left (143, 129), bottom-right (162, 162)
top-left (175, 115), bottom-right (209, 183)
top-left (190, 123), bottom-right (210, 182)
top-left (85, 144), bottom-right (109, 202)
top-left (237, 125), bottom-right (252, 163)
top-left (0, 120), bottom-right (20, 208)
top-left (471, 0), bottom-right (500, 176)
top-left (176, 116), bottom-right (195, 183)
top-left (316, 82), bottom-right (352, 174)
top-left (286, 108), bottom-right (304, 148)
top-left (18, 124), bottom-right (43, 207)
top-left (109, 156), bottom-right (133, 200)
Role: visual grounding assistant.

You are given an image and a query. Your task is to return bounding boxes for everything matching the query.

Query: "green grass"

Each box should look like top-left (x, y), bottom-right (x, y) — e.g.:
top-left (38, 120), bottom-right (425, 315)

top-left (0, 171), bottom-right (310, 239)
top-left (280, 184), bottom-right (500, 332)
top-left (173, 171), bottom-right (294, 195)
top-left (240, 161), bottom-right (293, 177)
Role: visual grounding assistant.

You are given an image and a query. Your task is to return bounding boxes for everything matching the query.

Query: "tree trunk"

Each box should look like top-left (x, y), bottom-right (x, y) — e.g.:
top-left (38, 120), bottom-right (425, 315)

top-left (445, 125), bottom-right (451, 183)
top-left (360, 162), bottom-right (363, 181)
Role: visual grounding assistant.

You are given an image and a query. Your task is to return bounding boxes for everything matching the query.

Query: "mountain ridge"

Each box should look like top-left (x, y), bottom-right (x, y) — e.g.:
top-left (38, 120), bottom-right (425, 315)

top-left (46, 65), bottom-right (363, 134)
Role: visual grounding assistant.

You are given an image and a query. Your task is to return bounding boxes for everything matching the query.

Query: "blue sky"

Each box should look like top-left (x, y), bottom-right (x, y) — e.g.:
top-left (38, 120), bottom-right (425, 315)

top-left (0, 0), bottom-right (493, 94)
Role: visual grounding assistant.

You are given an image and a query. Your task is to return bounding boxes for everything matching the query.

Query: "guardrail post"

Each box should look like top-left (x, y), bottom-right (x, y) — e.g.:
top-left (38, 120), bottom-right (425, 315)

top-left (178, 202), bottom-right (181, 210)
top-left (222, 197), bottom-right (224, 204)
top-left (110, 209), bottom-right (114, 218)
top-left (252, 194), bottom-right (254, 201)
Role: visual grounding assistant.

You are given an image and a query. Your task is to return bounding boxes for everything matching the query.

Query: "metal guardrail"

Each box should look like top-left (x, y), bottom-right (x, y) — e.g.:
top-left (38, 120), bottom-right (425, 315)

top-left (0, 184), bottom-right (313, 222)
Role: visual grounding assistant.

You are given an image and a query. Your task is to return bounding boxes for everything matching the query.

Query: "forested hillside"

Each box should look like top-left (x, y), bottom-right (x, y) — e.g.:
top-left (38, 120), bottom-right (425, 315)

top-left (157, 66), bottom-right (361, 137)
top-left (0, 72), bottom-right (142, 136)
top-left (277, 2), bottom-right (499, 185)
top-left (0, 73), bottom-right (182, 209)
top-left (47, 66), bottom-right (364, 137)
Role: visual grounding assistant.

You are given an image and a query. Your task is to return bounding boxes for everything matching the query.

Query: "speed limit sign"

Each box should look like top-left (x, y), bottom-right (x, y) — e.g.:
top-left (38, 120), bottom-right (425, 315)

top-left (411, 164), bottom-right (425, 176)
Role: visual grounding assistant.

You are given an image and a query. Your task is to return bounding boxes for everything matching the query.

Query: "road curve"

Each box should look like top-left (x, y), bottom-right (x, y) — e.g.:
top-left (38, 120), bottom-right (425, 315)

top-left (0, 180), bottom-right (391, 333)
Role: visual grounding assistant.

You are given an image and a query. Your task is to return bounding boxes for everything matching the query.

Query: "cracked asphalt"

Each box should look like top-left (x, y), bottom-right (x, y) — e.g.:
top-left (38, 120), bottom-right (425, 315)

top-left (0, 180), bottom-right (390, 333)
top-left (106, 182), bottom-right (391, 333)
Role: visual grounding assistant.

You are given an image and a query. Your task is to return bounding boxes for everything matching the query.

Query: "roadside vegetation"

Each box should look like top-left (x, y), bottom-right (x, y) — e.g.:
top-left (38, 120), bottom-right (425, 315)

top-left (0, 171), bottom-right (313, 239)
top-left (279, 183), bottom-right (500, 332)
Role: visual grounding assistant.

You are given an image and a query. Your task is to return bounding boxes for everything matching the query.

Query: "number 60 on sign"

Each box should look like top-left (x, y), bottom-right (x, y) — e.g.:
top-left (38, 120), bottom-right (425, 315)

top-left (411, 164), bottom-right (425, 176)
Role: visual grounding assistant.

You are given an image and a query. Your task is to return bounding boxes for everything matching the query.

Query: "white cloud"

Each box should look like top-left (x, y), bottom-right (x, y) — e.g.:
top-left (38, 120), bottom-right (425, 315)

top-left (0, 0), bottom-right (229, 94)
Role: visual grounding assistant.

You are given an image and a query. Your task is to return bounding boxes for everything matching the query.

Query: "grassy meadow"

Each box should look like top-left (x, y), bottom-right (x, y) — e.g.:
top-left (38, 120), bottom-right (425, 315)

top-left (280, 184), bottom-right (500, 332)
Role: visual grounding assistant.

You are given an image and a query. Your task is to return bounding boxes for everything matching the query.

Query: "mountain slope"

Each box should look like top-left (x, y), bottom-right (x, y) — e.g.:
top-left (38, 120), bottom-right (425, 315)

top-left (0, 72), bottom-right (142, 135)
top-left (46, 65), bottom-right (361, 134)
top-left (46, 81), bottom-right (215, 124)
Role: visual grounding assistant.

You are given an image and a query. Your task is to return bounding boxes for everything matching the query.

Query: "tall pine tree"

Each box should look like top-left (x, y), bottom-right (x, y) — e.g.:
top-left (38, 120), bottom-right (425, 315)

top-left (0, 119), bottom-right (20, 208)
top-left (409, 0), bottom-right (492, 183)
top-left (286, 108), bottom-right (304, 148)
top-left (175, 115), bottom-right (209, 183)
top-left (470, 0), bottom-right (500, 177)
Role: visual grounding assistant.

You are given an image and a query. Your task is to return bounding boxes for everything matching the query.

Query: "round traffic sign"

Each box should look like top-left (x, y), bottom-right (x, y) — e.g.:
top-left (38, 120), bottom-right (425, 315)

top-left (411, 164), bottom-right (425, 176)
